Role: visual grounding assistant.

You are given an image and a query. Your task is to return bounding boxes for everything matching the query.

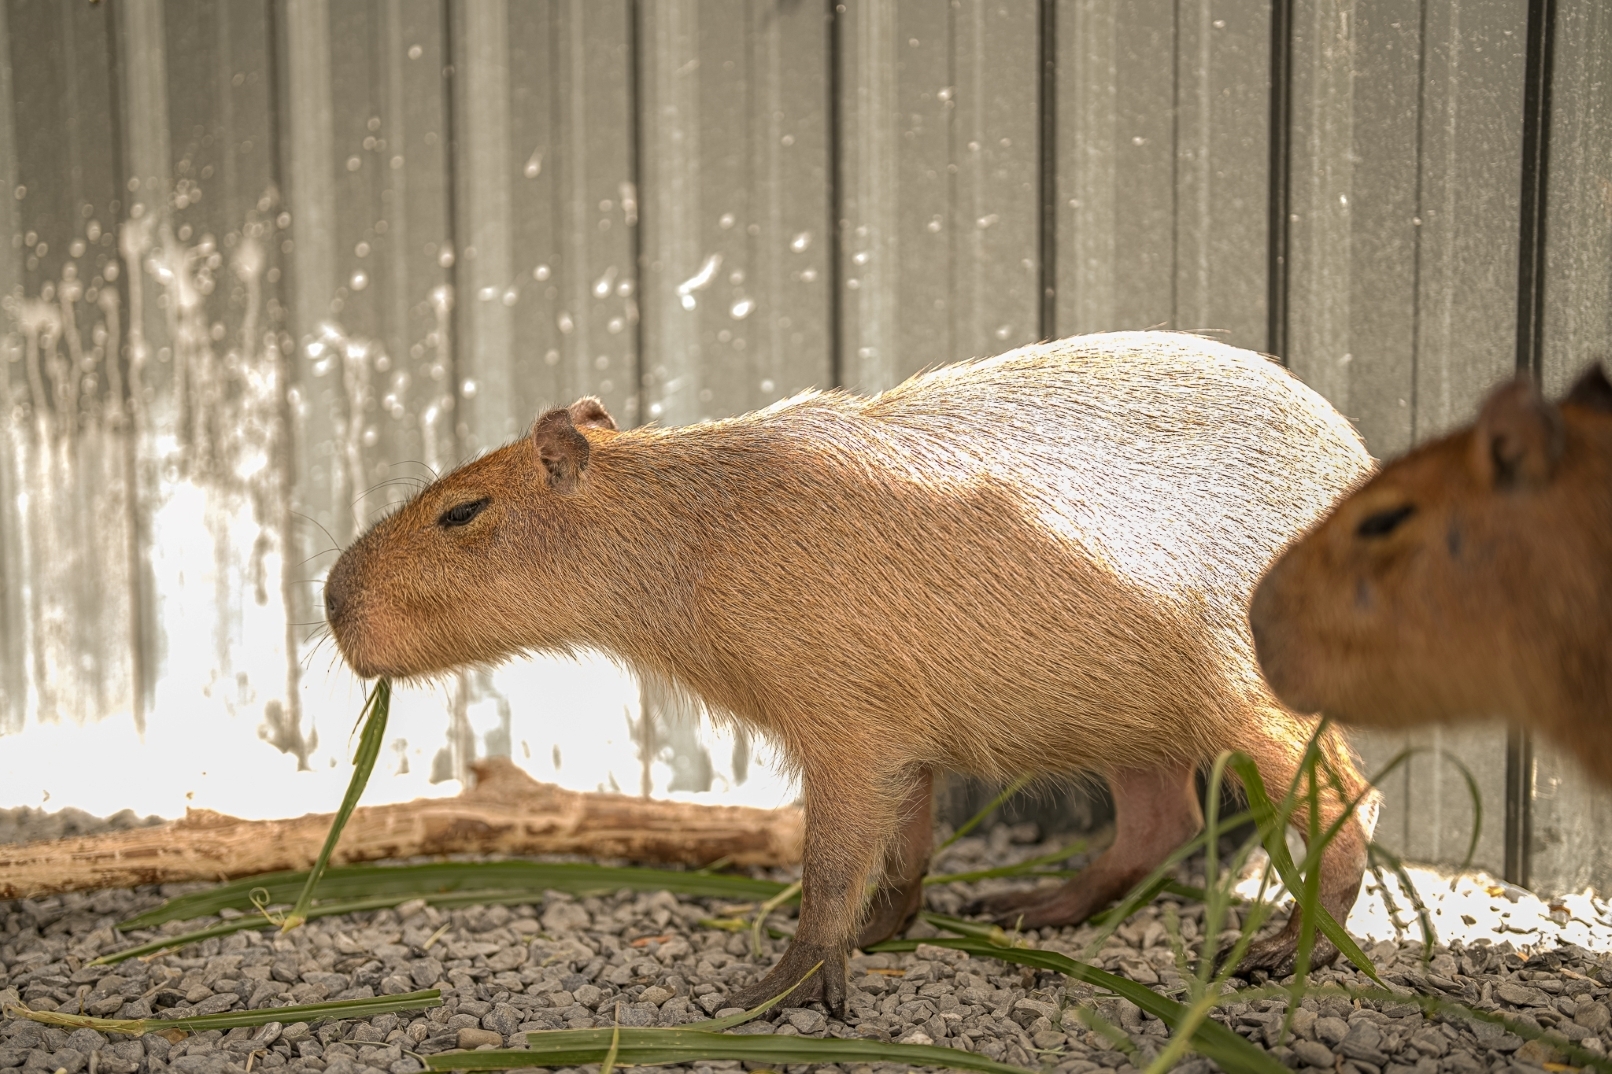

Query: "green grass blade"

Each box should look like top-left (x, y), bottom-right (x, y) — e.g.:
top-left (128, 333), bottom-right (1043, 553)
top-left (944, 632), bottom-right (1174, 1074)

top-left (925, 840), bottom-right (1091, 886)
top-left (751, 880), bottom-right (802, 959)
top-left (5, 991), bottom-right (442, 1037)
top-left (121, 861), bottom-right (791, 930)
top-left (1077, 809), bottom-right (1256, 952)
top-left (425, 1028), bottom-right (1039, 1074)
top-left (95, 890), bottom-right (584, 966)
top-left (868, 934), bottom-right (1287, 1074)
top-left (283, 679), bottom-right (391, 931)
top-left (937, 775), bottom-right (1035, 853)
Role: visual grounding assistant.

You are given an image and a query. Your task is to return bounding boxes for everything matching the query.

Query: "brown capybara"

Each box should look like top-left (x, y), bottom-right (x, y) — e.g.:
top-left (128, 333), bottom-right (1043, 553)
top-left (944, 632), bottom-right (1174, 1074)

top-left (1252, 364), bottom-right (1612, 782)
top-left (324, 331), bottom-right (1376, 1014)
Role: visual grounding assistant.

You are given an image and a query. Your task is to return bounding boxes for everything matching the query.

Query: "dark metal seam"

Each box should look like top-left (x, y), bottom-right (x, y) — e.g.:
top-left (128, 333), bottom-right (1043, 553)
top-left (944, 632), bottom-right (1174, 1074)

top-left (1505, 0), bottom-right (1557, 890)
top-left (1038, 0), bottom-right (1056, 341)
top-left (1266, 0), bottom-right (1294, 362)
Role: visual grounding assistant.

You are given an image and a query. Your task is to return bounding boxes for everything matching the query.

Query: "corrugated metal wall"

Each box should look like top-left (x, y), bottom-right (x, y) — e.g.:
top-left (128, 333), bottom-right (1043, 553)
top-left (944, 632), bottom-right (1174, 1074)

top-left (1, 0), bottom-right (1608, 891)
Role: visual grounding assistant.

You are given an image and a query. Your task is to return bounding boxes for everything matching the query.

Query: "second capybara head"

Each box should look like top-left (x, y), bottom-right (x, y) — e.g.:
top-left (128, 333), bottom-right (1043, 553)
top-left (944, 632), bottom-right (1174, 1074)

top-left (1251, 364), bottom-right (1612, 773)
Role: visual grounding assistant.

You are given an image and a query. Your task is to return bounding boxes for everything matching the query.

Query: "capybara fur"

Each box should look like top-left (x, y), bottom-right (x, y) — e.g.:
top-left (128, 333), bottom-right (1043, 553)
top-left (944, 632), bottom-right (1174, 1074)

top-left (1253, 364), bottom-right (1612, 783)
top-left (325, 331), bottom-right (1376, 1014)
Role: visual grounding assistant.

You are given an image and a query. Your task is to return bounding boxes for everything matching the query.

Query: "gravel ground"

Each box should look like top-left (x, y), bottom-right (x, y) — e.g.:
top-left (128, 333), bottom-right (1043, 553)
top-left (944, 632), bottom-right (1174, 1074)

top-left (5, 822), bottom-right (1612, 1074)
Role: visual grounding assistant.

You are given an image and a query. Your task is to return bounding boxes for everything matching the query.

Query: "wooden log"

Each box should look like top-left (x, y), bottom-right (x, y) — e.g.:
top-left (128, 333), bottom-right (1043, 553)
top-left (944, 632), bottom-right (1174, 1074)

top-left (0, 759), bottom-right (802, 898)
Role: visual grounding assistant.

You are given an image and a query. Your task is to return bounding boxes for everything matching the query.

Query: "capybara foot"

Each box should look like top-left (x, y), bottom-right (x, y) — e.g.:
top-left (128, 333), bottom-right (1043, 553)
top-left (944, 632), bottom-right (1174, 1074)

top-left (729, 940), bottom-right (847, 1019)
top-left (855, 876), bottom-right (925, 949)
top-left (1222, 915), bottom-right (1342, 978)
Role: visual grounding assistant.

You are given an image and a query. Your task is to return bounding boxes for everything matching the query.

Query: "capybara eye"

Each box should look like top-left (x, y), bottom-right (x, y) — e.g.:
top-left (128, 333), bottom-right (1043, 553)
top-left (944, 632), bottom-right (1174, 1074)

top-left (1356, 504), bottom-right (1414, 538)
top-left (438, 498), bottom-right (489, 528)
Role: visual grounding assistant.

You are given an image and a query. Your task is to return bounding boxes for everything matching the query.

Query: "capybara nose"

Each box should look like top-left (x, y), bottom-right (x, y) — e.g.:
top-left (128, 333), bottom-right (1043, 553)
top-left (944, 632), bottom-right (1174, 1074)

top-left (324, 570), bottom-right (348, 623)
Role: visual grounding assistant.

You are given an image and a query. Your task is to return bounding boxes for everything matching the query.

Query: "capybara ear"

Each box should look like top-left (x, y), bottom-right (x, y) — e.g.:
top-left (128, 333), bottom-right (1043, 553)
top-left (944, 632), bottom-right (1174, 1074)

top-left (532, 407), bottom-right (591, 493)
top-left (1471, 377), bottom-right (1564, 491)
top-left (568, 396), bottom-right (618, 431)
top-left (1564, 362), bottom-right (1612, 414)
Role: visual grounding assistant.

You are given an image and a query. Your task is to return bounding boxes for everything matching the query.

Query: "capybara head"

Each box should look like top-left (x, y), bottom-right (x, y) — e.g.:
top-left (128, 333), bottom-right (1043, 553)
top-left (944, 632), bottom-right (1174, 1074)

top-left (324, 397), bottom-right (618, 679)
top-left (1251, 364), bottom-right (1612, 745)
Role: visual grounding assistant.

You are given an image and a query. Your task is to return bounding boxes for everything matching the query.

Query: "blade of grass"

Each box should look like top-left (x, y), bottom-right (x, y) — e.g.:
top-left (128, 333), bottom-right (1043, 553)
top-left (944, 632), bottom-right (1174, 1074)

top-left (598, 1023), bottom-right (620, 1074)
top-left (750, 880), bottom-right (801, 959)
top-left (426, 1030), bottom-right (1040, 1074)
top-left (936, 775), bottom-right (1034, 853)
top-left (925, 839), bottom-right (1091, 886)
top-left (868, 931), bottom-right (1286, 1074)
top-left (1366, 842), bottom-right (1437, 953)
top-left (95, 890), bottom-right (578, 966)
top-left (282, 679), bottom-right (391, 931)
top-left (2, 991), bottom-right (441, 1037)
top-left (122, 861), bottom-right (790, 930)
top-left (1077, 809), bottom-right (1256, 954)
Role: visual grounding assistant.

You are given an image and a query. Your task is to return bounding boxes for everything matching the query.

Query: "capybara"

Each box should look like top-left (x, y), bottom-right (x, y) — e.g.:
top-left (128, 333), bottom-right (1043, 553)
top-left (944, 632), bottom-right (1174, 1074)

top-left (325, 331), bottom-right (1376, 1014)
top-left (1252, 364), bottom-right (1612, 782)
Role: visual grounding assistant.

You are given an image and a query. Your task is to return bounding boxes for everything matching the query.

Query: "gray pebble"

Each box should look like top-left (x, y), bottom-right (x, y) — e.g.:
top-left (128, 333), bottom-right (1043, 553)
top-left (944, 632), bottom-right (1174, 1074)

top-left (1290, 1038), bottom-right (1336, 1067)
top-left (48, 1050), bottom-right (86, 1074)
top-left (781, 1008), bottom-right (826, 1035)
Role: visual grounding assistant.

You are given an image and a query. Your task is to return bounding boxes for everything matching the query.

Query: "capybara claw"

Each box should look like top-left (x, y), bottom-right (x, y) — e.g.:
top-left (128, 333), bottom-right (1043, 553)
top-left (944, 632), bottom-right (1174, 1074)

top-left (728, 941), bottom-right (846, 1020)
top-left (1220, 926), bottom-right (1341, 980)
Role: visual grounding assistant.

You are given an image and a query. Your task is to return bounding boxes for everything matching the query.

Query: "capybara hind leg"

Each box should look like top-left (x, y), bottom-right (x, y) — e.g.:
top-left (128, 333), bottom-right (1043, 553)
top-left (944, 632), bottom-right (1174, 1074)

top-left (729, 763), bottom-right (899, 1018)
top-left (980, 763), bottom-right (1202, 928)
top-left (1236, 726), bottom-right (1371, 976)
top-left (856, 767), bottom-right (934, 949)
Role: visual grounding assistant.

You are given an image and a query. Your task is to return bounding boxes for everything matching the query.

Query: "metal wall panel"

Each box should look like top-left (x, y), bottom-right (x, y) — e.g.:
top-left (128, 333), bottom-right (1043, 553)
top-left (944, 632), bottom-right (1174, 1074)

top-left (1, 0), bottom-right (1609, 886)
top-left (950, 1), bottom-right (1040, 362)
top-left (0, 0), bottom-right (19, 732)
top-left (1174, 0), bottom-right (1270, 351)
top-left (636, 0), bottom-right (833, 793)
top-left (640, 0), bottom-right (832, 424)
top-left (1284, 0), bottom-right (1533, 880)
top-left (1392, 0), bottom-right (1528, 877)
top-left (838, 0), bottom-right (1039, 393)
top-left (505, 0), bottom-right (640, 430)
top-left (1527, 0), bottom-right (1612, 896)
top-left (0, 1), bottom-right (139, 731)
top-left (1053, 0), bottom-right (1269, 349)
top-left (1054, 0), bottom-right (1176, 337)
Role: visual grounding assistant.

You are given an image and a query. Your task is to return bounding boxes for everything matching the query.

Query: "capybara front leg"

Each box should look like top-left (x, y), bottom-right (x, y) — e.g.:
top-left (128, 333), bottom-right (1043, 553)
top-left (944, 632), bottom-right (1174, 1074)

top-left (979, 763), bottom-right (1202, 928)
top-left (729, 765), bottom-right (897, 1018)
top-left (855, 766), bottom-right (934, 949)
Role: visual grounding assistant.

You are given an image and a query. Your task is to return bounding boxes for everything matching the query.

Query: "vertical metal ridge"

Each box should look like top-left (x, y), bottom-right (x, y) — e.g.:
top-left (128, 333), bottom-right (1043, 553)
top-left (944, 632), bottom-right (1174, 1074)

top-left (1515, 0), bottom-right (1556, 385)
top-left (626, 0), bottom-right (646, 419)
top-left (1504, 0), bottom-right (1556, 891)
top-left (1037, 0), bottom-right (1056, 341)
top-left (1504, 727), bottom-right (1534, 888)
top-left (99, 0), bottom-right (145, 734)
top-left (439, 0), bottom-right (461, 459)
top-left (826, 0), bottom-right (843, 388)
top-left (263, 0), bottom-right (304, 765)
top-left (1169, 0), bottom-right (1179, 324)
top-left (1408, 0), bottom-right (1429, 448)
top-left (1266, 0), bottom-right (1294, 361)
